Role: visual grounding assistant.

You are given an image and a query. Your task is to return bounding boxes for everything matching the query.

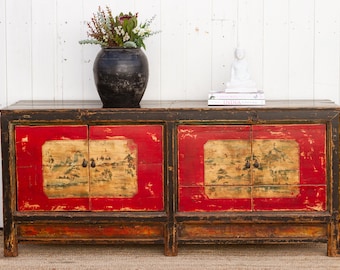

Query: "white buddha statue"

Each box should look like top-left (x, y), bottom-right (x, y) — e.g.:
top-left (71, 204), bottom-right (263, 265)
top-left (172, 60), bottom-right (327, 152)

top-left (226, 48), bottom-right (257, 92)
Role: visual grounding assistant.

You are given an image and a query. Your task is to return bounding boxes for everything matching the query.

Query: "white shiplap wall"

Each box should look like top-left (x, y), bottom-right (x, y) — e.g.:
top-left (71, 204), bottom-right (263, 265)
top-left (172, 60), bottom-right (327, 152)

top-left (0, 0), bottom-right (340, 226)
top-left (1, 0), bottom-right (340, 105)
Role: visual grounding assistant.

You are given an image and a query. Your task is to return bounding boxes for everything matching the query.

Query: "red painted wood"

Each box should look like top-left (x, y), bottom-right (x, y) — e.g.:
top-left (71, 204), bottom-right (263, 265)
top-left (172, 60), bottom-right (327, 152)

top-left (178, 124), bottom-right (326, 212)
top-left (15, 125), bottom-right (90, 211)
top-left (253, 186), bottom-right (326, 211)
top-left (15, 125), bottom-right (164, 212)
top-left (89, 125), bottom-right (164, 211)
top-left (178, 125), bottom-right (252, 211)
top-left (252, 124), bottom-right (326, 211)
top-left (252, 125), bottom-right (326, 185)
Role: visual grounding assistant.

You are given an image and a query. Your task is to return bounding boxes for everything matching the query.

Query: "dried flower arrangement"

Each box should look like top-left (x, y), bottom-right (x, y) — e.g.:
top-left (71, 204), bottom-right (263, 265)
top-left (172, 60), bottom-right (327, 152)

top-left (79, 6), bottom-right (158, 49)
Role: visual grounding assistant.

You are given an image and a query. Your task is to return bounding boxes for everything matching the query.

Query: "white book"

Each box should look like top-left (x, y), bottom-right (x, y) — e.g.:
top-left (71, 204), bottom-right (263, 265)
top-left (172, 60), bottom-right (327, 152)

top-left (225, 87), bottom-right (258, 93)
top-left (208, 99), bottom-right (266, 106)
top-left (209, 91), bottom-right (265, 100)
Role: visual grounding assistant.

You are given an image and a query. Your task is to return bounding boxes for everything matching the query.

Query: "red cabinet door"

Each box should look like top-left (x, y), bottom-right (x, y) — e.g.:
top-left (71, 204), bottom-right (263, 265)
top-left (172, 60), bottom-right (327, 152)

top-left (16, 125), bottom-right (90, 211)
top-left (251, 124), bottom-right (326, 211)
top-left (89, 125), bottom-right (164, 211)
top-left (178, 124), bottom-right (326, 212)
top-left (178, 125), bottom-right (253, 211)
top-left (15, 125), bottom-right (164, 212)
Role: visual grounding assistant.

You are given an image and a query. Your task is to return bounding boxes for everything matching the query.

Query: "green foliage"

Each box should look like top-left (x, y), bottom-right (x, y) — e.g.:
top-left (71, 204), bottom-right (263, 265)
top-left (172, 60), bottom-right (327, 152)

top-left (79, 6), bottom-right (158, 49)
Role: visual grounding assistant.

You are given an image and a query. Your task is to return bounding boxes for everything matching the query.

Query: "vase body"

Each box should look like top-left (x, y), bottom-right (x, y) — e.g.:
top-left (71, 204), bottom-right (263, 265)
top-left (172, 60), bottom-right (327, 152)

top-left (93, 48), bottom-right (149, 108)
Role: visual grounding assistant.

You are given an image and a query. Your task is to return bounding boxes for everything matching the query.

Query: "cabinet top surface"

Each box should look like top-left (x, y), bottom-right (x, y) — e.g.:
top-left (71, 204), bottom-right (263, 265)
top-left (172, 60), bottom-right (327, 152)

top-left (1, 100), bottom-right (338, 111)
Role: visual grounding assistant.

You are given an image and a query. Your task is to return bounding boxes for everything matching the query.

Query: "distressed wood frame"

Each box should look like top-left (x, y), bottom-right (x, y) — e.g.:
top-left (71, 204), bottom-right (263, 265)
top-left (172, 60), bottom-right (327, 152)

top-left (1, 100), bottom-right (339, 256)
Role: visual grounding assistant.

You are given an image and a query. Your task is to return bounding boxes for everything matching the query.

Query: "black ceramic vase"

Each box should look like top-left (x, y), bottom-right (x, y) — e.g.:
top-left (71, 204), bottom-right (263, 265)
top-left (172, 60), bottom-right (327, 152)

top-left (93, 48), bottom-right (149, 108)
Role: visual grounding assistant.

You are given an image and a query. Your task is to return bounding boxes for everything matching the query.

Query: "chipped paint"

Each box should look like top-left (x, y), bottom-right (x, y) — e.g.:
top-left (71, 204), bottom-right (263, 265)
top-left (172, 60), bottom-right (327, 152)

top-left (178, 128), bottom-right (197, 139)
top-left (60, 136), bottom-right (71, 140)
top-left (147, 132), bottom-right (160, 142)
top-left (23, 202), bottom-right (41, 210)
top-left (145, 182), bottom-right (155, 196)
top-left (106, 135), bottom-right (126, 140)
top-left (73, 205), bottom-right (88, 211)
top-left (51, 205), bottom-right (68, 211)
top-left (306, 202), bottom-right (324, 211)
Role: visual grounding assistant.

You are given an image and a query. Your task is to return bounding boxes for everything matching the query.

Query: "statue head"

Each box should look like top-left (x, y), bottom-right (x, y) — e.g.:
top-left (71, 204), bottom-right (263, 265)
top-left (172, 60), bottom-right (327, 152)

top-left (235, 48), bottom-right (245, 60)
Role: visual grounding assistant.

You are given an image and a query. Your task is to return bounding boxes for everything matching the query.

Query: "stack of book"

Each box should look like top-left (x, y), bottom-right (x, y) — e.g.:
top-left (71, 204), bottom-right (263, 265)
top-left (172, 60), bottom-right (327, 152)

top-left (208, 90), bottom-right (265, 106)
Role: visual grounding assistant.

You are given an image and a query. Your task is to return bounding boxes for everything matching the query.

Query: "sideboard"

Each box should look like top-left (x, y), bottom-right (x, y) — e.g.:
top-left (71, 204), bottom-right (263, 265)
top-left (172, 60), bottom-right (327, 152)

top-left (1, 100), bottom-right (340, 256)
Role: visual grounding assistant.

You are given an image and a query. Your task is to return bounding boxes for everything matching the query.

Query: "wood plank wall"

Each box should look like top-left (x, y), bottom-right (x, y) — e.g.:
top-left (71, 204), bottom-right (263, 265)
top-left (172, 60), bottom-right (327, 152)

top-left (0, 0), bottom-right (340, 106)
top-left (0, 0), bottom-right (340, 225)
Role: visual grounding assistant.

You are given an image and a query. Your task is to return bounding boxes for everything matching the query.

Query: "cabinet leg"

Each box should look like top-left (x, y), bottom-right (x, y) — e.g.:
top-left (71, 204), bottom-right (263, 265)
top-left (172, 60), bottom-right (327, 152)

top-left (164, 223), bottom-right (178, 256)
top-left (327, 222), bottom-right (338, 256)
top-left (3, 229), bottom-right (18, 257)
